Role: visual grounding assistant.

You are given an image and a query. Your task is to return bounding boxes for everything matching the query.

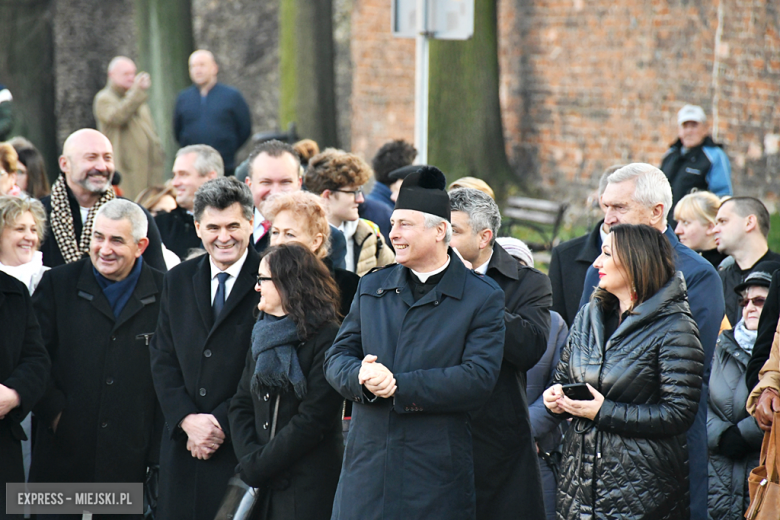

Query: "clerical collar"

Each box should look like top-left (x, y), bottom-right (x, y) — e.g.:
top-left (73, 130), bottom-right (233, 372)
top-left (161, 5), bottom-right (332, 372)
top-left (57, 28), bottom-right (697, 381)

top-left (410, 256), bottom-right (451, 283)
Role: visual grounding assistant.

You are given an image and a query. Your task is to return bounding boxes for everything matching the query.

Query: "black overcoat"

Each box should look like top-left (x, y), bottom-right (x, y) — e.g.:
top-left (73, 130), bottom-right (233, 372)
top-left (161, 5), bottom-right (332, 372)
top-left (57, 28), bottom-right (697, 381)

top-left (548, 221), bottom-right (602, 327)
top-left (29, 258), bottom-right (163, 484)
top-left (150, 248), bottom-right (260, 520)
top-left (229, 320), bottom-right (344, 520)
top-left (0, 272), bottom-right (49, 519)
top-left (324, 252), bottom-right (506, 520)
top-left (471, 245), bottom-right (552, 520)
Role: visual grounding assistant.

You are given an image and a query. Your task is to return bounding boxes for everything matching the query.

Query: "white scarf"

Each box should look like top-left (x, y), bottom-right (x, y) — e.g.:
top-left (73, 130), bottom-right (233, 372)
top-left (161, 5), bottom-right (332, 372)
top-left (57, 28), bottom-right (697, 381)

top-left (0, 251), bottom-right (49, 294)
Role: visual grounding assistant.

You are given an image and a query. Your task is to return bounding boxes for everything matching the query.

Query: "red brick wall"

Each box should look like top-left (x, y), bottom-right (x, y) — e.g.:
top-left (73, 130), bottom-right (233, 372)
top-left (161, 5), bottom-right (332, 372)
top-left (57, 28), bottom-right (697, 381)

top-left (351, 0), bottom-right (780, 201)
top-left (349, 0), bottom-right (416, 162)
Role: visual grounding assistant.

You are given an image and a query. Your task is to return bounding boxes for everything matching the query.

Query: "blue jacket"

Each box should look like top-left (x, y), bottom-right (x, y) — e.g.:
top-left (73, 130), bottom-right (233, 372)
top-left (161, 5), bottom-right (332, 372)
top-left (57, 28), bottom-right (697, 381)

top-left (365, 182), bottom-right (394, 210)
top-left (579, 225), bottom-right (724, 520)
top-left (173, 83), bottom-right (252, 171)
top-left (324, 252), bottom-right (505, 520)
top-left (358, 199), bottom-right (392, 246)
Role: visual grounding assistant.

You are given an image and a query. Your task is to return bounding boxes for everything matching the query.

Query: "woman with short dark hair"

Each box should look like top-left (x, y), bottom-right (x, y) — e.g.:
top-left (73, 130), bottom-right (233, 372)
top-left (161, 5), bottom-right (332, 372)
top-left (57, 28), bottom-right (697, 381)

top-left (229, 243), bottom-right (344, 520)
top-left (543, 224), bottom-right (704, 520)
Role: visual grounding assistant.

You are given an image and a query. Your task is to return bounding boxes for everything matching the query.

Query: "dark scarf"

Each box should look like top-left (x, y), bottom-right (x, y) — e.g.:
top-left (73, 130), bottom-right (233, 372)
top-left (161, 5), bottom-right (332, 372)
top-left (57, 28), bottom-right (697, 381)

top-left (250, 314), bottom-right (307, 399)
top-left (93, 257), bottom-right (144, 317)
top-left (51, 175), bottom-right (115, 263)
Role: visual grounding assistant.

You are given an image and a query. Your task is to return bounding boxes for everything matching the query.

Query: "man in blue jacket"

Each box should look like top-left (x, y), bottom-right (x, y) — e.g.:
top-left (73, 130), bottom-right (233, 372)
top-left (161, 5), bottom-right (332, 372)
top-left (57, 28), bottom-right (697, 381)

top-left (325, 166), bottom-right (505, 520)
top-left (578, 163), bottom-right (724, 520)
top-left (174, 50), bottom-right (252, 176)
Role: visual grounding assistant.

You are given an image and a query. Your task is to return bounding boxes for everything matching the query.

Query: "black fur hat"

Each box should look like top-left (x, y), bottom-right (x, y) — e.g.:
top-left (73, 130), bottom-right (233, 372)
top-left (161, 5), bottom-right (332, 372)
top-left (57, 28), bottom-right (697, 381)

top-left (394, 166), bottom-right (450, 222)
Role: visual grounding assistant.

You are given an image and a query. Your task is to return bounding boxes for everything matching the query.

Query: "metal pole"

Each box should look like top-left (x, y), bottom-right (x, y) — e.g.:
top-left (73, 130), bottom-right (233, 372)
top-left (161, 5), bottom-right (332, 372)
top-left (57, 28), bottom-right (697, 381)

top-left (414, 0), bottom-right (429, 165)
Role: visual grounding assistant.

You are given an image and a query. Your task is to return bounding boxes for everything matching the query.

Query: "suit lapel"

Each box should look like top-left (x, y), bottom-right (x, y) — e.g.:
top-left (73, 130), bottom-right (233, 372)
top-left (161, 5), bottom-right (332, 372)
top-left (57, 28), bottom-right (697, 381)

top-left (211, 247), bottom-right (260, 332)
top-left (76, 260), bottom-right (115, 323)
top-left (193, 255), bottom-right (215, 331)
top-left (113, 263), bottom-right (159, 331)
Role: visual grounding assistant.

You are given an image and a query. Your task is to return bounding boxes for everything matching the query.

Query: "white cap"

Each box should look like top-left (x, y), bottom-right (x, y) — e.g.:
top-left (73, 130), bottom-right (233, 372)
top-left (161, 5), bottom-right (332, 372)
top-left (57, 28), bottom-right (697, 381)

top-left (677, 104), bottom-right (707, 125)
top-left (496, 237), bottom-right (534, 268)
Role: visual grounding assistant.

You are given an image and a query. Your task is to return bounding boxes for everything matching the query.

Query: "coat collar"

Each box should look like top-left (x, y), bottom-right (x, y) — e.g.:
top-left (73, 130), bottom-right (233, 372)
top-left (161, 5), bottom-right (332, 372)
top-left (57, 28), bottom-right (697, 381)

top-left (576, 220), bottom-right (604, 264)
top-left (486, 243), bottom-right (519, 280)
top-left (76, 258), bottom-right (159, 329)
top-left (378, 248), bottom-right (467, 307)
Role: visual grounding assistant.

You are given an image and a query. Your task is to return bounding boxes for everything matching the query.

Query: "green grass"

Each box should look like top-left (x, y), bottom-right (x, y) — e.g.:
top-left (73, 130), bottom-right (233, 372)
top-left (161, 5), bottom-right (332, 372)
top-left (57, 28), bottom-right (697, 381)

top-left (770, 214), bottom-right (780, 253)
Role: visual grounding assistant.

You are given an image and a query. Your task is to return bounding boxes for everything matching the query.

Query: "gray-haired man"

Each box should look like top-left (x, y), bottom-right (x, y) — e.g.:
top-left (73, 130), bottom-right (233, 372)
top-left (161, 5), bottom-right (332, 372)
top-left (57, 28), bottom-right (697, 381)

top-left (449, 187), bottom-right (552, 520)
top-left (150, 176), bottom-right (260, 520)
top-left (31, 199), bottom-right (164, 510)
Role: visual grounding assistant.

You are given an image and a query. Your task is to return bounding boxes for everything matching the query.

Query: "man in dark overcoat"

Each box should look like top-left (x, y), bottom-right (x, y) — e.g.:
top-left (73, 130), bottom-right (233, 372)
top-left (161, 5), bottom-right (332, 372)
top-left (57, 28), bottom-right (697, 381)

top-left (30, 200), bottom-right (163, 505)
top-left (0, 272), bottom-right (49, 520)
top-left (449, 188), bottom-right (552, 520)
top-left (324, 167), bottom-right (506, 520)
top-left (150, 177), bottom-right (260, 520)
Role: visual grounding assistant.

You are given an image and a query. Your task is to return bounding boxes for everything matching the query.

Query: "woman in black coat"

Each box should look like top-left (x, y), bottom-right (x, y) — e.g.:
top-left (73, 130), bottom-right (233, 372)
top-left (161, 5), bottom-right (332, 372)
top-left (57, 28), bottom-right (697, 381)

top-left (0, 271), bottom-right (49, 519)
top-left (228, 243), bottom-right (344, 520)
top-left (543, 224), bottom-right (704, 520)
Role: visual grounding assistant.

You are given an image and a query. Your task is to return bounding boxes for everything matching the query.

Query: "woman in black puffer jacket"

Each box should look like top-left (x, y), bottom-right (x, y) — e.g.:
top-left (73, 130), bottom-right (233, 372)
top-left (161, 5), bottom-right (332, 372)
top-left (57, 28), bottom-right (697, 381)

top-left (543, 224), bottom-right (704, 520)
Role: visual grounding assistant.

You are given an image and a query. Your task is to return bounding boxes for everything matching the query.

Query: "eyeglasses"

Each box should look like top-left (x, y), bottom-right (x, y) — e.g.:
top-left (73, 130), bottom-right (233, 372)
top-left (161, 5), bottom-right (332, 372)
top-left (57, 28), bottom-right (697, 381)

top-left (335, 188), bottom-right (364, 199)
top-left (256, 275), bottom-right (273, 284)
top-left (739, 296), bottom-right (766, 308)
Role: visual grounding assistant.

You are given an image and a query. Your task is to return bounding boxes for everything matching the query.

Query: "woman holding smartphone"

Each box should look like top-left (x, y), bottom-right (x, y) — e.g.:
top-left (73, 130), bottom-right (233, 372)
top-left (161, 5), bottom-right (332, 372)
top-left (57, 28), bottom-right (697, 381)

top-left (228, 243), bottom-right (344, 520)
top-left (543, 224), bottom-right (704, 520)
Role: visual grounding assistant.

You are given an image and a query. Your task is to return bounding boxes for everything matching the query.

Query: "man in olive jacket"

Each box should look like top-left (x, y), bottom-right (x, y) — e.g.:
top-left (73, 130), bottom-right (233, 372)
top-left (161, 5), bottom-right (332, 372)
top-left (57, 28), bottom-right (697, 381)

top-left (450, 188), bottom-right (552, 520)
top-left (150, 177), bottom-right (260, 520)
top-left (324, 167), bottom-right (506, 520)
top-left (30, 200), bottom-right (163, 492)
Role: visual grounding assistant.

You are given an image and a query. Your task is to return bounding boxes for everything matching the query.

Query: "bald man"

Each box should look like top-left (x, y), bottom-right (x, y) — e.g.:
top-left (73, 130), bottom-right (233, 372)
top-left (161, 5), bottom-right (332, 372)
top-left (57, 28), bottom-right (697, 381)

top-left (39, 128), bottom-right (166, 271)
top-left (93, 56), bottom-right (164, 199)
top-left (173, 50), bottom-right (252, 176)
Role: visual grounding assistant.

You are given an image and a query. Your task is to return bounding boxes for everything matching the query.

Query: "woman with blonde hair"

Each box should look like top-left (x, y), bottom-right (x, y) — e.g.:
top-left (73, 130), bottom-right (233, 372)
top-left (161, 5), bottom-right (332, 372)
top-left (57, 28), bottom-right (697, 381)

top-left (135, 184), bottom-right (178, 216)
top-left (673, 191), bottom-right (725, 268)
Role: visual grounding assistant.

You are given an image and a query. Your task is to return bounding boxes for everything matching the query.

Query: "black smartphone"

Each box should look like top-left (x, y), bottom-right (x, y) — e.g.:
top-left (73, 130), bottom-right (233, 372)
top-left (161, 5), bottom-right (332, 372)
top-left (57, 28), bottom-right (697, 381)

top-left (561, 383), bottom-right (594, 401)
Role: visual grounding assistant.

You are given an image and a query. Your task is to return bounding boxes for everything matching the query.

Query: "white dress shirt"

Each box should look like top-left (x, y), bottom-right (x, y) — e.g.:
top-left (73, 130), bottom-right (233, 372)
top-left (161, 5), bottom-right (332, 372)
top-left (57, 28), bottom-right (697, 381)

top-left (209, 247), bottom-right (249, 304)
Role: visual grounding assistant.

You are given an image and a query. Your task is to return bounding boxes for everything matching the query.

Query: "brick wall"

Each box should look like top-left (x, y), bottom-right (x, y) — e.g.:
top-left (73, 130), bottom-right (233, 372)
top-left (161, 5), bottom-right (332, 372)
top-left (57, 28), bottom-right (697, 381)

top-left (351, 0), bottom-right (780, 206)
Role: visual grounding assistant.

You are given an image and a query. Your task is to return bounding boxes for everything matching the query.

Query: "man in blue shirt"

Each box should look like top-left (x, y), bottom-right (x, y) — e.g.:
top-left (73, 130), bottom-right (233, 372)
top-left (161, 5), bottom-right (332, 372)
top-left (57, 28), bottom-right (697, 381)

top-left (578, 163), bottom-right (724, 520)
top-left (174, 50), bottom-right (252, 176)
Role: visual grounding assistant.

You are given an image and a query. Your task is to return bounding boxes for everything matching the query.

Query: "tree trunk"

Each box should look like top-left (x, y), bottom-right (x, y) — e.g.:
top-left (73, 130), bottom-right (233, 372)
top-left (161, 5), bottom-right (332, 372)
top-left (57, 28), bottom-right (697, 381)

top-left (279, 0), bottom-right (339, 148)
top-left (135, 0), bottom-right (194, 175)
top-left (0, 0), bottom-right (58, 181)
top-left (428, 0), bottom-right (514, 197)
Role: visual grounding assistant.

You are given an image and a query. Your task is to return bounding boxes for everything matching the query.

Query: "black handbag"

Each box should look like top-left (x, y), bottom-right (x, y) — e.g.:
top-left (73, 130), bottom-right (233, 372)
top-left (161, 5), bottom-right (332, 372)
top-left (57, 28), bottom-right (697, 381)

top-left (214, 395), bottom-right (280, 520)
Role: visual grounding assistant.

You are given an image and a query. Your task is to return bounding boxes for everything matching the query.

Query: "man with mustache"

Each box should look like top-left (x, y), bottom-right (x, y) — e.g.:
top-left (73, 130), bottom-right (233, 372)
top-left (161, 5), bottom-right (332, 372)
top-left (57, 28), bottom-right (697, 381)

top-left (39, 128), bottom-right (166, 271)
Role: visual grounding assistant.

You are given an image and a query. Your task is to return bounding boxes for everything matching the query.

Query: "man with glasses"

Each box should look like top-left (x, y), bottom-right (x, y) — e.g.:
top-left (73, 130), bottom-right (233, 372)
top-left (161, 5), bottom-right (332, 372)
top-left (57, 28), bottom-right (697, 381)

top-left (305, 149), bottom-right (394, 276)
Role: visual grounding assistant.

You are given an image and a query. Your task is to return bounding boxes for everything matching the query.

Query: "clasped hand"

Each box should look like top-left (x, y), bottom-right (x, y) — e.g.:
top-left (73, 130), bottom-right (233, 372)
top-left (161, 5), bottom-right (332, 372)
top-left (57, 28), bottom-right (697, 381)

top-left (359, 355), bottom-right (396, 398)
top-left (543, 383), bottom-right (604, 421)
top-left (181, 413), bottom-right (225, 460)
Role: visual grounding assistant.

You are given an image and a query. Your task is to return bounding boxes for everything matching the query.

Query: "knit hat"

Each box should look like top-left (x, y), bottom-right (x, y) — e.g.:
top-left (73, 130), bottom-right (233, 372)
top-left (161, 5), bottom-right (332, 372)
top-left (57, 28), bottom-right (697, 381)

top-left (496, 237), bottom-right (534, 268)
top-left (394, 166), bottom-right (450, 222)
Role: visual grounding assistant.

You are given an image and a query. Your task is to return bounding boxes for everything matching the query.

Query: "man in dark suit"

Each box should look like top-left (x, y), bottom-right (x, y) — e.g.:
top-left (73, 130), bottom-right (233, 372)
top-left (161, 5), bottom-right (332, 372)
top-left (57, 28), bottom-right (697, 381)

top-left (150, 176), bottom-right (260, 520)
top-left (244, 139), bottom-right (347, 266)
top-left (39, 128), bottom-right (166, 271)
top-left (30, 199), bottom-right (163, 514)
top-left (450, 188), bottom-right (552, 520)
top-left (155, 144), bottom-right (222, 260)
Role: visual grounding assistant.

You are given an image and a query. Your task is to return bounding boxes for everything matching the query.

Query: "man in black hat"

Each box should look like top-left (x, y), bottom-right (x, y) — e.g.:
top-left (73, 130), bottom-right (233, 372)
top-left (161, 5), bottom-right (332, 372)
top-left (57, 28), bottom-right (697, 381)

top-left (325, 166), bottom-right (506, 520)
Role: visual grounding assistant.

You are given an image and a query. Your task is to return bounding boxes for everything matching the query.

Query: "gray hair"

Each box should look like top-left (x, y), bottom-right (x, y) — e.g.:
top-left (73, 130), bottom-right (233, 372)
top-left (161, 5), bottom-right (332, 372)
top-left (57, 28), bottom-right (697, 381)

top-left (176, 145), bottom-right (224, 177)
top-left (193, 176), bottom-right (253, 222)
top-left (95, 199), bottom-right (148, 242)
top-left (423, 213), bottom-right (452, 245)
top-left (607, 163), bottom-right (673, 222)
top-left (448, 188), bottom-right (501, 245)
top-left (599, 165), bottom-right (623, 198)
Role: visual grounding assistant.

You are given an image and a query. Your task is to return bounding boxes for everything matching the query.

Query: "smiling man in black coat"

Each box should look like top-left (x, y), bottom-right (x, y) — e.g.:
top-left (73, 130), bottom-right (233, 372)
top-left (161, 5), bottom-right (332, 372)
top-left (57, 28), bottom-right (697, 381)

top-left (150, 177), bottom-right (260, 520)
top-left (450, 188), bottom-right (552, 520)
top-left (30, 200), bottom-right (163, 515)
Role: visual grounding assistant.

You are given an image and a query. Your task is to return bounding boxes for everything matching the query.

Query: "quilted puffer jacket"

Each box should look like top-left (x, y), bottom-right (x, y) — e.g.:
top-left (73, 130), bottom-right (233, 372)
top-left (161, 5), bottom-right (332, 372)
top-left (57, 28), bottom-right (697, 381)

top-left (707, 328), bottom-right (763, 520)
top-left (551, 272), bottom-right (704, 520)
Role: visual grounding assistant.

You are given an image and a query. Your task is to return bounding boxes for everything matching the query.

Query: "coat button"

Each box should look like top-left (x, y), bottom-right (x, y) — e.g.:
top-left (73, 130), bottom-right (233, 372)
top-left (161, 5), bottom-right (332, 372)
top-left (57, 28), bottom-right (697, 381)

top-left (106, 377), bottom-right (113, 385)
top-left (263, 393), bottom-right (269, 401)
top-left (199, 388), bottom-right (207, 397)
top-left (354, 397), bottom-right (360, 402)
top-left (263, 422), bottom-right (269, 429)
top-left (111, 336), bottom-right (116, 341)
top-left (434, 300), bottom-right (439, 306)
top-left (101, 421), bottom-right (108, 428)
top-left (204, 349), bottom-right (212, 358)
top-left (396, 288), bottom-right (401, 294)
top-left (377, 288), bottom-right (383, 295)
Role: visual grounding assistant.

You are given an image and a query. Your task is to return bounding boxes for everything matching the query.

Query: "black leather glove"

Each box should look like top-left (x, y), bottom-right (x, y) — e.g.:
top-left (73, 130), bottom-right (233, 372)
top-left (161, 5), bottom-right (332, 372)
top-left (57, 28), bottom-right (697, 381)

top-left (717, 425), bottom-right (752, 459)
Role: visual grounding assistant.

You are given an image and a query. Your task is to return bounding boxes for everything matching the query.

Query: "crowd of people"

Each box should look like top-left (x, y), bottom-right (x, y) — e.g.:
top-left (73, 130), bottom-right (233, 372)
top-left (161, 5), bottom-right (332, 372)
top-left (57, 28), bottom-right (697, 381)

top-left (1, 47), bottom-right (779, 520)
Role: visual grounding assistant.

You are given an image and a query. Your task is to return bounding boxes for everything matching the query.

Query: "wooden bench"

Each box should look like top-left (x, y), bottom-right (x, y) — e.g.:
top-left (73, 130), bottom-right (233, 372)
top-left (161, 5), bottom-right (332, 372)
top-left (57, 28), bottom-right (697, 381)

top-left (502, 196), bottom-right (569, 251)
